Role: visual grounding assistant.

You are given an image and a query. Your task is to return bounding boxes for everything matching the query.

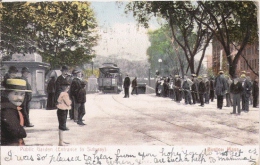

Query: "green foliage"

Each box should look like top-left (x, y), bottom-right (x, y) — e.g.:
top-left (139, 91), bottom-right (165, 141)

top-left (1, 2), bottom-right (99, 68)
top-left (147, 25), bottom-right (188, 76)
top-left (125, 1), bottom-right (213, 75)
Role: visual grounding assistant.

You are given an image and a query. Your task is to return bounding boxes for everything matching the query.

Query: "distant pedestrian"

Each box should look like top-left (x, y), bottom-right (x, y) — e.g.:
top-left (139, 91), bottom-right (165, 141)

top-left (230, 75), bottom-right (243, 115)
top-left (55, 66), bottom-right (69, 103)
top-left (77, 81), bottom-right (87, 125)
top-left (155, 76), bottom-right (160, 96)
top-left (240, 74), bottom-right (252, 112)
top-left (2, 66), bottom-right (18, 87)
top-left (20, 67), bottom-right (34, 127)
top-left (174, 75), bottom-right (182, 103)
top-left (46, 76), bottom-right (56, 110)
top-left (182, 75), bottom-right (192, 105)
top-left (198, 76), bottom-right (206, 107)
top-left (225, 75), bottom-right (233, 107)
top-left (204, 75), bottom-right (210, 104)
top-left (131, 77), bottom-right (138, 95)
top-left (252, 78), bottom-right (259, 108)
top-left (209, 77), bottom-right (215, 102)
top-left (123, 74), bottom-right (130, 98)
top-left (191, 74), bottom-right (199, 104)
top-left (214, 70), bottom-right (227, 109)
top-left (56, 80), bottom-right (71, 146)
top-left (1, 79), bottom-right (31, 145)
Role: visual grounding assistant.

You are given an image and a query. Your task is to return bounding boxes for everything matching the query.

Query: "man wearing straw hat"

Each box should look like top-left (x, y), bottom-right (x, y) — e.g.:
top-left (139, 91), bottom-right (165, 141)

top-left (1, 79), bottom-right (32, 146)
top-left (214, 70), bottom-right (227, 109)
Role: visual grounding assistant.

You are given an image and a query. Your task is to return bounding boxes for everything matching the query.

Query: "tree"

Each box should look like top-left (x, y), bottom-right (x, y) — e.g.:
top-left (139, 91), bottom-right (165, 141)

top-left (0, 2), bottom-right (35, 60)
top-left (125, 1), bottom-right (213, 76)
top-left (1, 2), bottom-right (99, 68)
top-left (147, 25), bottom-right (188, 77)
top-left (194, 1), bottom-right (258, 77)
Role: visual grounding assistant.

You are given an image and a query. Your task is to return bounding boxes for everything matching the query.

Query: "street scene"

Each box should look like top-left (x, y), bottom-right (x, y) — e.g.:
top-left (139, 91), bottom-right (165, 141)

top-left (1, 1), bottom-right (259, 165)
top-left (25, 93), bottom-right (258, 146)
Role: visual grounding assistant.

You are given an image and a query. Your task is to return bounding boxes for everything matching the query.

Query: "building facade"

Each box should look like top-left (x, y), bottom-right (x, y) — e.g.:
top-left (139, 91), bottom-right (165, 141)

top-left (212, 38), bottom-right (259, 79)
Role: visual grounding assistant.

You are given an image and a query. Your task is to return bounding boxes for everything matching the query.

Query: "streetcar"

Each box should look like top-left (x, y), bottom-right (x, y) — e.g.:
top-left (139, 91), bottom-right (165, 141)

top-left (98, 63), bottom-right (122, 93)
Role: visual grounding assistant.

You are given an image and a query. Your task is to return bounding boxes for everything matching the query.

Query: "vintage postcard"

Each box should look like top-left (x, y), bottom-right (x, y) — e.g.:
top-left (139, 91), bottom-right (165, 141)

top-left (1, 1), bottom-right (259, 165)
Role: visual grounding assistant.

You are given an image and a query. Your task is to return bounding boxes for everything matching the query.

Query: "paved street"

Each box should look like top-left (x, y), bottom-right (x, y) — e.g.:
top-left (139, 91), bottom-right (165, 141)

top-left (24, 93), bottom-right (259, 146)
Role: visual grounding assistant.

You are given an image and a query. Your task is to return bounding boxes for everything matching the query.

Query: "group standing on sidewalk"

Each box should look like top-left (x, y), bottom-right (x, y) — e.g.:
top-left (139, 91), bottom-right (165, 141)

top-left (154, 70), bottom-right (258, 116)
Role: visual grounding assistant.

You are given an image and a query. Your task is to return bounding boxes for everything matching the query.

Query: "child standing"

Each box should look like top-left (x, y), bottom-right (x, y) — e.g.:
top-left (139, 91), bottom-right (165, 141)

top-left (1, 79), bottom-right (31, 146)
top-left (56, 80), bottom-right (71, 146)
top-left (77, 81), bottom-right (86, 125)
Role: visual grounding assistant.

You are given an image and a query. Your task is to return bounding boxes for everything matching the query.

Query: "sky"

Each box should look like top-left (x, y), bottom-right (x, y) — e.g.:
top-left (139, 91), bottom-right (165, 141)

top-left (90, 2), bottom-right (160, 61)
top-left (90, 1), bottom-right (212, 65)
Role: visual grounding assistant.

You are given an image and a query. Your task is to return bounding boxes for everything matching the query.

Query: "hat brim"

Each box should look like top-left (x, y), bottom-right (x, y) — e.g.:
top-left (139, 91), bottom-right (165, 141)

top-left (0, 88), bottom-right (32, 92)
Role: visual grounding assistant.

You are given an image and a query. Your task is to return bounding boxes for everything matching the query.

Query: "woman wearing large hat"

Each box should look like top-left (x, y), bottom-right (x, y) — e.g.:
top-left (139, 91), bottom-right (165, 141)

top-left (1, 79), bottom-right (32, 146)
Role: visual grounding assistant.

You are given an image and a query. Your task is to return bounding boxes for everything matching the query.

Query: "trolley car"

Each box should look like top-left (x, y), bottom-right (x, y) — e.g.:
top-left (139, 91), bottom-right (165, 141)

top-left (98, 63), bottom-right (122, 93)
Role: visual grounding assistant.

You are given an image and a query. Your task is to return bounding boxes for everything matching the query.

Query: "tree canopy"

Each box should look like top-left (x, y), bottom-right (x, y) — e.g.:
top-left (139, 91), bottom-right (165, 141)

top-left (1, 2), bottom-right (99, 68)
top-left (125, 1), bottom-right (258, 77)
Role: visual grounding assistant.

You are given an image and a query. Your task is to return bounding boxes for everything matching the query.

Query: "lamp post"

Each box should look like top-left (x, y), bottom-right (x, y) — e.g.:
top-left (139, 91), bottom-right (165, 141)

top-left (158, 59), bottom-right (162, 75)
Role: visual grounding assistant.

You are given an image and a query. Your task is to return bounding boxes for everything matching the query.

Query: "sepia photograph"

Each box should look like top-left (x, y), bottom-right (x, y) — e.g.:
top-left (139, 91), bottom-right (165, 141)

top-left (0, 1), bottom-right (259, 164)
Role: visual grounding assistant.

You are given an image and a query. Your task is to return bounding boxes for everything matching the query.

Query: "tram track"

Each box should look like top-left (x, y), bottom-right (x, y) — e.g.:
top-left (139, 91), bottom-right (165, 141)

top-left (92, 94), bottom-right (172, 145)
top-left (124, 94), bottom-right (259, 134)
top-left (109, 95), bottom-right (258, 146)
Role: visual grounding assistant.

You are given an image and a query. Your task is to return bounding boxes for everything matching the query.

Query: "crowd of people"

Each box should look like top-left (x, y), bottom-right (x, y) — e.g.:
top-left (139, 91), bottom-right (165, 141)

top-left (1, 65), bottom-right (87, 146)
top-left (1, 64), bottom-right (258, 146)
top-left (155, 70), bottom-right (259, 115)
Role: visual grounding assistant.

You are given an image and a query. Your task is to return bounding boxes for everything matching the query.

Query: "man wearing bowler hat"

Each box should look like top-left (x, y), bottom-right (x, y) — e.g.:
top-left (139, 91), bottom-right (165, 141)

top-left (21, 67), bottom-right (34, 127)
top-left (55, 66), bottom-right (69, 103)
top-left (2, 66), bottom-right (19, 88)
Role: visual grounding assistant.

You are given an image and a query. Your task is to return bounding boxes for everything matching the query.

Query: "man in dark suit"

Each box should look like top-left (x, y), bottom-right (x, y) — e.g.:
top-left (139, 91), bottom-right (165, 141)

top-left (241, 74), bottom-right (252, 112)
top-left (70, 69), bottom-right (82, 123)
top-left (46, 76), bottom-right (56, 110)
top-left (55, 66), bottom-right (69, 102)
top-left (214, 70), bottom-right (227, 109)
top-left (123, 74), bottom-right (130, 98)
top-left (174, 75), bottom-right (182, 103)
top-left (131, 77), bottom-right (138, 95)
top-left (198, 76), bottom-right (206, 107)
top-left (252, 78), bottom-right (259, 108)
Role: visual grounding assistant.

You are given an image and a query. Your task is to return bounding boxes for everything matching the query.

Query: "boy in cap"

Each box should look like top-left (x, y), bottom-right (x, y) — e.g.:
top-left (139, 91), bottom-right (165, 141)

top-left (1, 79), bottom-right (31, 145)
top-left (56, 80), bottom-right (71, 146)
top-left (21, 67), bottom-right (34, 127)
